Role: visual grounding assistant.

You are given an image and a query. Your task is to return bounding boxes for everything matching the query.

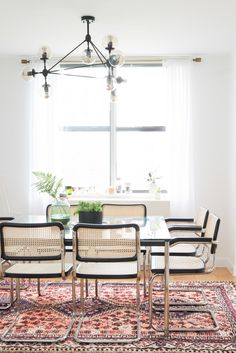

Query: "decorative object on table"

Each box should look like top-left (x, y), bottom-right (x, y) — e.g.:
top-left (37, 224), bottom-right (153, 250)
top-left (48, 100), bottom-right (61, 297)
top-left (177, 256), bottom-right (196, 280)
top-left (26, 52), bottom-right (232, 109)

top-left (21, 15), bottom-right (126, 102)
top-left (64, 186), bottom-right (75, 196)
top-left (33, 171), bottom-right (70, 225)
top-left (147, 171), bottom-right (162, 199)
top-left (115, 177), bottom-right (123, 193)
top-left (50, 193), bottom-right (71, 225)
top-left (74, 201), bottom-right (103, 224)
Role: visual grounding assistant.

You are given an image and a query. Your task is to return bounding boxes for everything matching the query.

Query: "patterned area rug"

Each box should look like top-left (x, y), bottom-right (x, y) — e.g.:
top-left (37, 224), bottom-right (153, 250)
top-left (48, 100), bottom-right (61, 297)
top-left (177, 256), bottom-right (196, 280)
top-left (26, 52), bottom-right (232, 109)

top-left (0, 280), bottom-right (235, 353)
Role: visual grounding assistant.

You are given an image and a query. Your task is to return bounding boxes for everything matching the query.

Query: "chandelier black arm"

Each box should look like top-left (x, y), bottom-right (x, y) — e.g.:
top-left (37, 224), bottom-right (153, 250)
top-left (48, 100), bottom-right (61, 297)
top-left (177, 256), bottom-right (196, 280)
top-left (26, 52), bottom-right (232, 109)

top-left (49, 62), bottom-right (106, 73)
top-left (90, 41), bottom-right (108, 66)
top-left (48, 39), bottom-right (87, 71)
top-left (49, 71), bottom-right (103, 79)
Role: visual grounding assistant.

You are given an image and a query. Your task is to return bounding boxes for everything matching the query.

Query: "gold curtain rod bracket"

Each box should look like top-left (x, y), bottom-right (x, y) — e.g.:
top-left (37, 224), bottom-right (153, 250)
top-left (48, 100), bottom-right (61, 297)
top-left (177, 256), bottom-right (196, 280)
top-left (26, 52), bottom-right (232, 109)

top-left (193, 57), bottom-right (202, 63)
top-left (21, 59), bottom-right (31, 64)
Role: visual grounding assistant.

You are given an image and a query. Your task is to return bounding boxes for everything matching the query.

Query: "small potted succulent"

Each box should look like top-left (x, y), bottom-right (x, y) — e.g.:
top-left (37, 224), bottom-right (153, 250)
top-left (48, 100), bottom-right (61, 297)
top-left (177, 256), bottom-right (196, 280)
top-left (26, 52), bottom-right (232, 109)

top-left (74, 201), bottom-right (103, 224)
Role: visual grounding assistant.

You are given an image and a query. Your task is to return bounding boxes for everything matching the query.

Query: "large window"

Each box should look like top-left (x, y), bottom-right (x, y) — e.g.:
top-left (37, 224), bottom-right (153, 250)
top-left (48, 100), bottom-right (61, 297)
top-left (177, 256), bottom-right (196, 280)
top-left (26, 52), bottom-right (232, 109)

top-left (53, 63), bottom-right (168, 192)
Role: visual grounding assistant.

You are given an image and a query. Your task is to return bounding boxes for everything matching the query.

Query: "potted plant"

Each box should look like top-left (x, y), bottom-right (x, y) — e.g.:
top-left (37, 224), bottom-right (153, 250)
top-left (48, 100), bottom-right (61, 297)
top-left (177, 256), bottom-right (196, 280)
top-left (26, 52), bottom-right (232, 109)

top-left (33, 171), bottom-right (71, 225)
top-left (74, 201), bottom-right (103, 224)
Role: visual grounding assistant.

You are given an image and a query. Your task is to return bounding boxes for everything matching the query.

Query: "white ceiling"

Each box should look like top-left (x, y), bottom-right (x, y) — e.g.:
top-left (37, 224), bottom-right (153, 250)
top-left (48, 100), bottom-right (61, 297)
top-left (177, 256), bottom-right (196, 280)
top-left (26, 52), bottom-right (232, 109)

top-left (1, 0), bottom-right (236, 58)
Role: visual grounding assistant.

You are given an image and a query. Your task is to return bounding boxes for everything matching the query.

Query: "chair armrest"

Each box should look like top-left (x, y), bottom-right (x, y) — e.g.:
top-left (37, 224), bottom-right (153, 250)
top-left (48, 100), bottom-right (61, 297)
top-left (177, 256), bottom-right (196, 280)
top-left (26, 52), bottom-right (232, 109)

top-left (168, 225), bottom-right (202, 232)
top-left (170, 237), bottom-right (212, 246)
top-left (211, 240), bottom-right (218, 254)
top-left (0, 217), bottom-right (14, 221)
top-left (165, 217), bottom-right (194, 223)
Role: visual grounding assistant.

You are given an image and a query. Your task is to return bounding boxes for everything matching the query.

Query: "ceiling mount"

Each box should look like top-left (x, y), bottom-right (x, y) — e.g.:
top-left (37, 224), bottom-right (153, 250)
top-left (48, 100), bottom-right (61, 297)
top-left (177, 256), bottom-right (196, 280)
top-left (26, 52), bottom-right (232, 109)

top-left (21, 15), bottom-right (126, 101)
top-left (81, 15), bottom-right (95, 23)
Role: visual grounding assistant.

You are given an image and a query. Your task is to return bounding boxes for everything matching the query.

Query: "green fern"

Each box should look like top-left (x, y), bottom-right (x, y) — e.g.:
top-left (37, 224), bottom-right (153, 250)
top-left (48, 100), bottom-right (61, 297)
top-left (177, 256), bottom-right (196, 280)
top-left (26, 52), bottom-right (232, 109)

top-left (32, 171), bottom-right (63, 200)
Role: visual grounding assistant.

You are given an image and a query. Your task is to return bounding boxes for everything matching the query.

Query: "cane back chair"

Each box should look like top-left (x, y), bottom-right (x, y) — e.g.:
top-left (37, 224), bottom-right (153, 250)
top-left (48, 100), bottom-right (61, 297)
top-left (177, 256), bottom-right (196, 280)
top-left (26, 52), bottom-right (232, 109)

top-left (72, 223), bottom-right (141, 343)
top-left (102, 203), bottom-right (148, 293)
top-left (0, 222), bottom-right (74, 342)
top-left (151, 207), bottom-right (209, 257)
top-left (0, 217), bottom-right (15, 310)
top-left (149, 213), bottom-right (220, 334)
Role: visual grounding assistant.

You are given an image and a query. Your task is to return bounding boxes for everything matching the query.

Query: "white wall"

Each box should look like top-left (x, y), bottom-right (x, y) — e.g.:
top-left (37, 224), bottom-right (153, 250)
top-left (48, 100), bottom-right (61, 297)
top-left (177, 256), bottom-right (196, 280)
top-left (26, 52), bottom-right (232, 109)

top-left (0, 54), bottom-right (234, 273)
top-left (229, 51), bottom-right (236, 275)
top-left (191, 54), bottom-right (232, 271)
top-left (0, 57), bottom-right (31, 215)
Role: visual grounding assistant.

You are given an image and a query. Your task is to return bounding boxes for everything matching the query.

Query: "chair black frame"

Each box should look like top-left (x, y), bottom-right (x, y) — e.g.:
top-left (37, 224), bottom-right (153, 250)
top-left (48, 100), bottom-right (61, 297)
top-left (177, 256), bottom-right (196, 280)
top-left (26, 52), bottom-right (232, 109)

top-left (149, 213), bottom-right (220, 335)
top-left (72, 222), bottom-right (141, 343)
top-left (165, 207), bottom-right (209, 237)
top-left (102, 203), bottom-right (148, 294)
top-left (0, 221), bottom-right (74, 343)
top-left (0, 217), bottom-right (15, 310)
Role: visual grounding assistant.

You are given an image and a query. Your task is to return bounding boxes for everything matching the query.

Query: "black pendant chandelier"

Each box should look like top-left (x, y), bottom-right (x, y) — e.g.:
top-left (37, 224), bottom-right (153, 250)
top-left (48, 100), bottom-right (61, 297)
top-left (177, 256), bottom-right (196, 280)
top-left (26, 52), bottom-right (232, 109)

top-left (21, 15), bottom-right (126, 100)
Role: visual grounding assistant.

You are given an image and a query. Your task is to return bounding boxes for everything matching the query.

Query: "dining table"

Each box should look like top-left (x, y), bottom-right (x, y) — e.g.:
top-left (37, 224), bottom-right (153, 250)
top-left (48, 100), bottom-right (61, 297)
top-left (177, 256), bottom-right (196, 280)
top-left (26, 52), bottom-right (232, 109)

top-left (9, 214), bottom-right (172, 335)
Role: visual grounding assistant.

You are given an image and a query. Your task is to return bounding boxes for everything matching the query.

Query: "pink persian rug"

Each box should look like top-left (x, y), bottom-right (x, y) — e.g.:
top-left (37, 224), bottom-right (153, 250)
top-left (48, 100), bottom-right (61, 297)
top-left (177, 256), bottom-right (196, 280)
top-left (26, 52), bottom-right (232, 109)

top-left (0, 280), bottom-right (235, 352)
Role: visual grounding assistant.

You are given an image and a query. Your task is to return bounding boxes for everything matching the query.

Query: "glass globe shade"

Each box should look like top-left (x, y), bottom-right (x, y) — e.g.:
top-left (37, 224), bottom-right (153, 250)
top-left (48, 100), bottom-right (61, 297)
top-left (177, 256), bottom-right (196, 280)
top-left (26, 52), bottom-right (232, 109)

top-left (21, 67), bottom-right (33, 81)
top-left (38, 46), bottom-right (52, 60)
top-left (102, 35), bottom-right (118, 49)
top-left (110, 89), bottom-right (117, 103)
top-left (106, 76), bottom-right (114, 91)
top-left (116, 76), bottom-right (126, 84)
top-left (108, 50), bottom-right (125, 67)
top-left (42, 83), bottom-right (51, 99)
top-left (81, 48), bottom-right (96, 65)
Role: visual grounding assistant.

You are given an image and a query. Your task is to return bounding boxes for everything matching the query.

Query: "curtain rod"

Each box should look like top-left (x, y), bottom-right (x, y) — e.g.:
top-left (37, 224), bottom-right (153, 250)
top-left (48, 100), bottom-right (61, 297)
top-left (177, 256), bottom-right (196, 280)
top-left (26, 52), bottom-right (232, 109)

top-left (22, 56), bottom-right (202, 66)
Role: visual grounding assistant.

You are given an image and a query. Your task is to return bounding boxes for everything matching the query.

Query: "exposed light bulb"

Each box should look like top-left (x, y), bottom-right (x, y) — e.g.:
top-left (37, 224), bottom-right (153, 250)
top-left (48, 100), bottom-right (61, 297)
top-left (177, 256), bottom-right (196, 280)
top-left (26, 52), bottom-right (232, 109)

top-left (21, 67), bottom-right (34, 81)
top-left (81, 48), bottom-right (96, 65)
top-left (110, 89), bottom-right (117, 103)
top-left (116, 76), bottom-right (126, 84)
top-left (108, 50), bottom-right (125, 67)
top-left (42, 83), bottom-right (51, 99)
top-left (38, 46), bottom-right (52, 60)
top-left (106, 76), bottom-right (114, 91)
top-left (102, 35), bottom-right (118, 50)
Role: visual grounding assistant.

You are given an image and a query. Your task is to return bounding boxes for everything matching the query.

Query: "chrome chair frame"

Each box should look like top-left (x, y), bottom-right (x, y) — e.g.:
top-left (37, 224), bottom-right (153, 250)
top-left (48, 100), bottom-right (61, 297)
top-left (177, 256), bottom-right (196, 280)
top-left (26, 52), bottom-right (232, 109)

top-left (0, 217), bottom-right (16, 310)
top-left (72, 223), bottom-right (141, 343)
top-left (0, 222), bottom-right (74, 343)
top-left (148, 208), bottom-right (210, 297)
top-left (149, 237), bottom-right (219, 334)
top-left (149, 213), bottom-right (220, 335)
top-left (102, 203), bottom-right (148, 295)
top-left (152, 207), bottom-right (209, 257)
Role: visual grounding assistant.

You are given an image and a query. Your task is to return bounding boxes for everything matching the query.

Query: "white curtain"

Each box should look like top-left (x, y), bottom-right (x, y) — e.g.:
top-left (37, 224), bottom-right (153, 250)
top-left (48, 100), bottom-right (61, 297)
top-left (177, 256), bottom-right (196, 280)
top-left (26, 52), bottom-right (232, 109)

top-left (0, 176), bottom-right (11, 216)
top-left (28, 74), bottom-right (60, 214)
top-left (164, 58), bottom-right (195, 217)
top-left (29, 59), bottom-right (195, 216)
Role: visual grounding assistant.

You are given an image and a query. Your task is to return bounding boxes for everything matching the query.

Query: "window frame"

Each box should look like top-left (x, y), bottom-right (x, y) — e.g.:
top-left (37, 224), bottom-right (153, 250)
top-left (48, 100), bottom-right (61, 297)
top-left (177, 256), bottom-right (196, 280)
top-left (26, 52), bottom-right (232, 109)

top-left (60, 62), bottom-right (166, 190)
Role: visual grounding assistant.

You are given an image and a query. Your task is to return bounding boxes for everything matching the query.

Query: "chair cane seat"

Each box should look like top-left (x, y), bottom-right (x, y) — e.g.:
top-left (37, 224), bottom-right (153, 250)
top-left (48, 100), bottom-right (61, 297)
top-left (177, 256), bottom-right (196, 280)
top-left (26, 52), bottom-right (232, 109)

top-left (76, 261), bottom-right (138, 279)
top-left (5, 262), bottom-right (73, 278)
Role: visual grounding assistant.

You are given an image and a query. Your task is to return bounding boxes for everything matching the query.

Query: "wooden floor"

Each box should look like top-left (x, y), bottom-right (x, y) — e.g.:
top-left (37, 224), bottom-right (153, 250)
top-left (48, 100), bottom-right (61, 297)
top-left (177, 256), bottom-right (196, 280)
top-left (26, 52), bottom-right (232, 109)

top-left (99, 267), bottom-right (236, 284)
top-left (161, 267), bottom-right (236, 282)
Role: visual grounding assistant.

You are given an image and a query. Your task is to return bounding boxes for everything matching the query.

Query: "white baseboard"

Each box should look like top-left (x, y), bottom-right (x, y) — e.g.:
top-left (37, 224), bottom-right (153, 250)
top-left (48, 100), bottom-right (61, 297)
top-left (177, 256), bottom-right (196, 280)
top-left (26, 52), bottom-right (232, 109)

top-left (216, 256), bottom-right (236, 275)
